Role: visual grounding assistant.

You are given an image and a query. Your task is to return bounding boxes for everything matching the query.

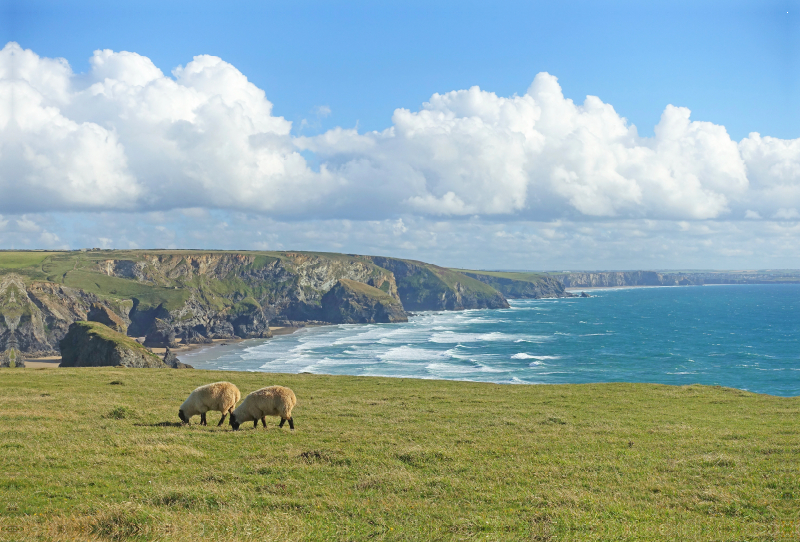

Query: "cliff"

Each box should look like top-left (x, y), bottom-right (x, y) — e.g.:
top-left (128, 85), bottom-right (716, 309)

top-left (557, 271), bottom-right (664, 288)
top-left (0, 250), bottom-right (511, 355)
top-left (0, 273), bottom-right (127, 356)
top-left (59, 321), bottom-right (167, 368)
top-left (455, 270), bottom-right (570, 299)
top-left (555, 270), bottom-right (800, 288)
top-left (321, 279), bottom-right (408, 324)
top-left (368, 257), bottom-right (509, 310)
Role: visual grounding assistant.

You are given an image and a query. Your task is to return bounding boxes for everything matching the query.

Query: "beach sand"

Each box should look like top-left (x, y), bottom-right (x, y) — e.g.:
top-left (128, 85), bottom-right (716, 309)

top-left (21, 326), bottom-right (300, 368)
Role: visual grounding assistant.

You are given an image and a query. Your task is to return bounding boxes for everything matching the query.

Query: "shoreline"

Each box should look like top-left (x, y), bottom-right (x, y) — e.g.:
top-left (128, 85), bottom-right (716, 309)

top-left (22, 325), bottom-right (302, 369)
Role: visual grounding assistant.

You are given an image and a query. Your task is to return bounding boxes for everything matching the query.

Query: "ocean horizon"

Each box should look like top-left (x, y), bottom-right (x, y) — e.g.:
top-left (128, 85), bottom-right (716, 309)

top-left (181, 284), bottom-right (800, 397)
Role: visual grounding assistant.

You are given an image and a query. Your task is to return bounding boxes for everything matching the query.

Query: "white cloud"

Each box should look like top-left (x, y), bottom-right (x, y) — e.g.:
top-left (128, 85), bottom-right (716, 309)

top-left (773, 208), bottom-right (799, 220)
top-left (5, 211), bottom-right (800, 270)
top-left (308, 74), bottom-right (755, 220)
top-left (1, 41), bottom-right (800, 235)
top-left (313, 105), bottom-right (332, 118)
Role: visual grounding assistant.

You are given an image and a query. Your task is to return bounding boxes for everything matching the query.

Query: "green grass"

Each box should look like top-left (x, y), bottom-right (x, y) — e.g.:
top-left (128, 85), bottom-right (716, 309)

top-left (452, 269), bottom-right (550, 283)
top-left (337, 278), bottom-right (399, 304)
top-left (1, 369), bottom-right (798, 541)
top-left (0, 252), bottom-right (60, 270)
top-left (61, 270), bottom-right (190, 311)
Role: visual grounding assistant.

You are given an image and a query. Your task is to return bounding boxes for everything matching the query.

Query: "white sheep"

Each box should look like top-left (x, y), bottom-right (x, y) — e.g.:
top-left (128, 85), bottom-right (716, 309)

top-left (179, 382), bottom-right (241, 426)
top-left (229, 385), bottom-right (297, 431)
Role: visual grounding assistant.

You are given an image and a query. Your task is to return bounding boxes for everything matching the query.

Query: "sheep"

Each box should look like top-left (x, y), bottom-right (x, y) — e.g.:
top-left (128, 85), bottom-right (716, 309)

top-left (229, 385), bottom-right (296, 431)
top-left (179, 381), bottom-right (241, 426)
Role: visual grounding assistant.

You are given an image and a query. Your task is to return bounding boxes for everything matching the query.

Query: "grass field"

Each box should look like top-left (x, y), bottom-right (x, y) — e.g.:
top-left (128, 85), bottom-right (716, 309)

top-left (1, 369), bottom-right (798, 541)
top-left (451, 269), bottom-right (550, 283)
top-left (0, 252), bottom-right (60, 272)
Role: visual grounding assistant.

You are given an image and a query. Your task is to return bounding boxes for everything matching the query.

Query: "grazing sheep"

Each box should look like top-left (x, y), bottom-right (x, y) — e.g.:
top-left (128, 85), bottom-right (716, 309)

top-left (229, 385), bottom-right (296, 431)
top-left (179, 382), bottom-right (241, 426)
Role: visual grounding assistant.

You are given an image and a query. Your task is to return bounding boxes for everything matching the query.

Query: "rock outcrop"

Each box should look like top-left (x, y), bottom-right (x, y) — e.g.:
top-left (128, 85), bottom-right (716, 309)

top-left (163, 347), bottom-right (193, 369)
top-left (0, 273), bottom-right (128, 356)
top-left (59, 321), bottom-right (167, 368)
top-left (321, 279), bottom-right (408, 324)
top-left (0, 347), bottom-right (24, 368)
top-left (87, 303), bottom-right (127, 333)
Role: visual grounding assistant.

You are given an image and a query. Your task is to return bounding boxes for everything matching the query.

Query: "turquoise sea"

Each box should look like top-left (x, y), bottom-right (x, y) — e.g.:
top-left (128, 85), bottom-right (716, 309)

top-left (182, 284), bottom-right (800, 397)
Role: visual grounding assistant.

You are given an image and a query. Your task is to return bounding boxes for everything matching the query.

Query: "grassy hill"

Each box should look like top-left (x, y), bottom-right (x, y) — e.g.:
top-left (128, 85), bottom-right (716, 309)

top-left (1, 369), bottom-right (798, 540)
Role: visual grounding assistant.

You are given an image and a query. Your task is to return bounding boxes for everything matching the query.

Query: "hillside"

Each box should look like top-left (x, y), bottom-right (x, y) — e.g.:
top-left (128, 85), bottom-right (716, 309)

top-left (452, 269), bottom-right (570, 298)
top-left (0, 250), bottom-right (511, 355)
top-left (1, 369), bottom-right (797, 540)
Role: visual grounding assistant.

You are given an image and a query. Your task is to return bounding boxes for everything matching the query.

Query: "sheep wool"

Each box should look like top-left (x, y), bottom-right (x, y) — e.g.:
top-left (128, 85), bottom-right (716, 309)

top-left (230, 385), bottom-right (297, 431)
top-left (179, 381), bottom-right (241, 426)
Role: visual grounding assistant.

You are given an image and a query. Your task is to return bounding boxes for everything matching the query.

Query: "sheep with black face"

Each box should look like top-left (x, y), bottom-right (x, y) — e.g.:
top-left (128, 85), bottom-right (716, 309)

top-left (179, 382), bottom-right (241, 426)
top-left (230, 385), bottom-right (296, 431)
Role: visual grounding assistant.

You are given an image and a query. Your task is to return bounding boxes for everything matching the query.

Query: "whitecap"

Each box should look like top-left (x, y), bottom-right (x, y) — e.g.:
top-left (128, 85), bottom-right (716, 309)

top-left (511, 353), bottom-right (561, 360)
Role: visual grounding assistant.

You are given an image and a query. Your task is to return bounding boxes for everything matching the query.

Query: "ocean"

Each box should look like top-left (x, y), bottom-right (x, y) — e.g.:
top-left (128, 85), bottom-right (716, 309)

top-left (181, 284), bottom-right (800, 397)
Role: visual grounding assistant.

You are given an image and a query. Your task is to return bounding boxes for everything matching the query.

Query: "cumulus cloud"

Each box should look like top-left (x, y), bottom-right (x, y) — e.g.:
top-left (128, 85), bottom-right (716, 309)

top-left (1, 42), bottom-right (800, 226)
top-left (0, 42), bottom-right (332, 214)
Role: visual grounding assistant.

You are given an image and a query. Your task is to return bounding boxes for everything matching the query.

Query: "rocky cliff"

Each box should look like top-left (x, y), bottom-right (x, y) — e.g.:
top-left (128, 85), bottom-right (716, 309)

top-left (459, 271), bottom-right (570, 299)
top-left (1, 250), bottom-right (513, 355)
top-left (555, 270), bottom-right (800, 288)
top-left (368, 257), bottom-right (509, 310)
top-left (0, 273), bottom-right (127, 356)
top-left (321, 279), bottom-right (408, 324)
top-left (59, 321), bottom-right (167, 368)
top-left (558, 271), bottom-right (664, 288)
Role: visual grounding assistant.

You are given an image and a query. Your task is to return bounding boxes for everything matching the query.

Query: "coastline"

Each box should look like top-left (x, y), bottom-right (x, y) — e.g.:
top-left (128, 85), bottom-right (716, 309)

top-left (22, 325), bottom-right (302, 369)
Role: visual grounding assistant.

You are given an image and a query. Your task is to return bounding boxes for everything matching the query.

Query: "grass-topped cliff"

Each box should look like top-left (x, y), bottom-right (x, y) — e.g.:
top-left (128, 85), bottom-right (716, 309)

top-left (452, 269), bottom-right (569, 298)
top-left (1, 369), bottom-right (797, 540)
top-left (0, 250), bottom-right (517, 355)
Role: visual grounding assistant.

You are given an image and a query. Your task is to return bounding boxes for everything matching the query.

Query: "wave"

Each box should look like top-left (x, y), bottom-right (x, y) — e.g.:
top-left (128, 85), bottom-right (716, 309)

top-left (511, 353), bottom-right (561, 360)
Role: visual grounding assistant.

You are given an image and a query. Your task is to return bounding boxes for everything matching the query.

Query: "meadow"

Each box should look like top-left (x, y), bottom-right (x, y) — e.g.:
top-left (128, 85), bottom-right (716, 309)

top-left (0, 368), bottom-right (798, 541)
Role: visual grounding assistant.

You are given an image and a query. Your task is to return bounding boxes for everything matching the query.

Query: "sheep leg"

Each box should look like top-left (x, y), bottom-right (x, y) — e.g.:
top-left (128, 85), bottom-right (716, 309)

top-left (217, 413), bottom-right (227, 426)
top-left (288, 417), bottom-right (294, 430)
top-left (253, 420), bottom-right (258, 428)
top-left (261, 416), bottom-right (267, 427)
top-left (279, 418), bottom-right (286, 428)
top-left (200, 413), bottom-right (207, 426)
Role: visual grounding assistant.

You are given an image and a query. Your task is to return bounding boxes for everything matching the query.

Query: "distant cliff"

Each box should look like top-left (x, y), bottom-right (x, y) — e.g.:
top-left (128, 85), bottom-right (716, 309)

top-left (456, 271), bottom-right (570, 299)
top-left (557, 270), bottom-right (800, 288)
top-left (557, 271), bottom-right (664, 288)
top-left (0, 250), bottom-right (511, 355)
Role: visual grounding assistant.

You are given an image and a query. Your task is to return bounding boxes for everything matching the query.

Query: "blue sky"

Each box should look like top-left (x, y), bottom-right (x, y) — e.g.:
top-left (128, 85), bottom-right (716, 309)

top-left (1, 1), bottom-right (800, 269)
top-left (6, 0), bottom-right (797, 139)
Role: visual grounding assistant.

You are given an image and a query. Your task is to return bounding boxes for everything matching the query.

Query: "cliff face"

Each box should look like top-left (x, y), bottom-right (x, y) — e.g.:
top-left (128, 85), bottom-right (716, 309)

top-left (59, 321), bottom-right (167, 368)
top-left (0, 274), bottom-right (125, 356)
top-left (558, 271), bottom-right (665, 288)
top-left (1, 251), bottom-right (515, 354)
top-left (321, 279), bottom-right (408, 324)
top-left (460, 272), bottom-right (569, 299)
top-left (368, 257), bottom-right (509, 310)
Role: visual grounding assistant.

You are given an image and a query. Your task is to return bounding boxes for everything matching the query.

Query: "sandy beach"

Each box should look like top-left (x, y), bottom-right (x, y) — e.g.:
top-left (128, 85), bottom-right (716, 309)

top-left (21, 326), bottom-right (300, 369)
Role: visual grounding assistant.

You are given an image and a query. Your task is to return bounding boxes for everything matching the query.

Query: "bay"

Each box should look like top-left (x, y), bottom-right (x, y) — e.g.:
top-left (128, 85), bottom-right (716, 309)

top-left (181, 284), bottom-right (800, 396)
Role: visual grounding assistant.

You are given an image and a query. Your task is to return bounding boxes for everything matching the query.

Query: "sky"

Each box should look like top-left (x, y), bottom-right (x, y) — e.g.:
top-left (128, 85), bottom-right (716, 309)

top-left (1, 0), bottom-right (799, 270)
